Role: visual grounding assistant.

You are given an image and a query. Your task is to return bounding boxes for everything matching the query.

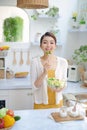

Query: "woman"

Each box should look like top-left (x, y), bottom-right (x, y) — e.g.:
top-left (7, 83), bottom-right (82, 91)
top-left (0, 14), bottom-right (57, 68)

top-left (30, 32), bottom-right (68, 109)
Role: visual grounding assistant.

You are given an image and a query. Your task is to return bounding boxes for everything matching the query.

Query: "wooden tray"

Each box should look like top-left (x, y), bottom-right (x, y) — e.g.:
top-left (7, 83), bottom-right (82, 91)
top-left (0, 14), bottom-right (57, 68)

top-left (51, 112), bottom-right (84, 122)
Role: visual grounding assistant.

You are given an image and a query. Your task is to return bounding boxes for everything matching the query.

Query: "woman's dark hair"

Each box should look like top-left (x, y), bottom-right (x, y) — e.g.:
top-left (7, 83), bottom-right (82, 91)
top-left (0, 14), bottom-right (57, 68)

top-left (40, 32), bottom-right (57, 45)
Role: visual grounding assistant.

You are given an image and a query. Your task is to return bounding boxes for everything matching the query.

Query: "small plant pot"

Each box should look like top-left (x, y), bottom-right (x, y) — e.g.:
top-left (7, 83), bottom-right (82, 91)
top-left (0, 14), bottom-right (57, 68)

top-left (79, 24), bottom-right (86, 31)
top-left (72, 21), bottom-right (79, 29)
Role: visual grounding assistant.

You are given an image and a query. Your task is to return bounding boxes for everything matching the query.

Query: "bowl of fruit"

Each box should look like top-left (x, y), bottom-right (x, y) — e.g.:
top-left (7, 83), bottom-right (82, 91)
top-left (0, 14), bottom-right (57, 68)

top-left (47, 78), bottom-right (65, 90)
top-left (0, 108), bottom-right (21, 130)
top-left (0, 45), bottom-right (10, 57)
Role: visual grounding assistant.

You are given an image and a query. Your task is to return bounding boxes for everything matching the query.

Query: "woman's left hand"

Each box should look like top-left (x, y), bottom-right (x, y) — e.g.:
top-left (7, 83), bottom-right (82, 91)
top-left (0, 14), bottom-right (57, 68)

top-left (50, 86), bottom-right (65, 92)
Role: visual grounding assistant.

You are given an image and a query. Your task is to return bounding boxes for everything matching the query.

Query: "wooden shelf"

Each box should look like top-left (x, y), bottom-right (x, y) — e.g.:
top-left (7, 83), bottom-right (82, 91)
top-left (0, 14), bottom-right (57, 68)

top-left (38, 14), bottom-right (59, 19)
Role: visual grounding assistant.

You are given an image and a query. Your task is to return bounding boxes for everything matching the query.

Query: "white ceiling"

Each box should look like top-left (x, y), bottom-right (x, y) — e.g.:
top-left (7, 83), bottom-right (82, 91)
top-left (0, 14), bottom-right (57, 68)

top-left (0, 0), bottom-right (17, 6)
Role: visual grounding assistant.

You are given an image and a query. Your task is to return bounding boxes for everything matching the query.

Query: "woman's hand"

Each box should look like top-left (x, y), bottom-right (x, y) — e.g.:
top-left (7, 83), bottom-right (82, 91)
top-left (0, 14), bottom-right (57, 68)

top-left (49, 86), bottom-right (65, 92)
top-left (43, 62), bottom-right (51, 73)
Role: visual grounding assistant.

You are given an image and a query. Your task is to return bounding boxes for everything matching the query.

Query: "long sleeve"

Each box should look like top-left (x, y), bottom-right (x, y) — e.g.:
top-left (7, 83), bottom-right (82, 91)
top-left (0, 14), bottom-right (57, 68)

top-left (55, 57), bottom-right (68, 87)
top-left (30, 58), bottom-right (39, 90)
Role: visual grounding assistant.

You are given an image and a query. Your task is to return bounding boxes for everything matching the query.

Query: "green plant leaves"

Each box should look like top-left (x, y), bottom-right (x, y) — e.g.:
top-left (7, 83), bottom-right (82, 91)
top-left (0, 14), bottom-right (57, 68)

top-left (45, 6), bottom-right (59, 17)
top-left (72, 45), bottom-right (87, 64)
top-left (3, 17), bottom-right (23, 42)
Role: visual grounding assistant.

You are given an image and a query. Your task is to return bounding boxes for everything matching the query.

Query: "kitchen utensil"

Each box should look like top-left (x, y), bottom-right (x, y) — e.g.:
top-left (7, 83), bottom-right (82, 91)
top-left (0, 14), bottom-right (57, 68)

top-left (19, 51), bottom-right (24, 65)
top-left (12, 51), bottom-right (17, 65)
top-left (72, 102), bottom-right (78, 111)
top-left (26, 50), bottom-right (30, 65)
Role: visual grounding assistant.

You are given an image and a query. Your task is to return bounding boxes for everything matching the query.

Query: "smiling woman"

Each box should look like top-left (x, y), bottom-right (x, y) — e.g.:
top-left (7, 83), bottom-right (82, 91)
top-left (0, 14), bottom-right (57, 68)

top-left (31, 32), bottom-right (68, 109)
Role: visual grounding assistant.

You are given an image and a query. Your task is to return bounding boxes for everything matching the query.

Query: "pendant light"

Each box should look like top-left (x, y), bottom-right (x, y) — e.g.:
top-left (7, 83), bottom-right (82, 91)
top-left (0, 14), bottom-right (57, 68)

top-left (17, 0), bottom-right (49, 9)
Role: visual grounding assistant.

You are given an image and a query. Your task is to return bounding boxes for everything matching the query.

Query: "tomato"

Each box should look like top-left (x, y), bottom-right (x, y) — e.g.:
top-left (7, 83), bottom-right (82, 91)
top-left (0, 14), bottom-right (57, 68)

top-left (6, 109), bottom-right (14, 117)
top-left (0, 47), bottom-right (3, 51)
top-left (0, 118), bottom-right (4, 128)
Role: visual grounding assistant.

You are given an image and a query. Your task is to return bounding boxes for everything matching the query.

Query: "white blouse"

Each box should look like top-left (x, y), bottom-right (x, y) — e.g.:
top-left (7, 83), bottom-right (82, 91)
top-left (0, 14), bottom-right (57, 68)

top-left (30, 56), bottom-right (68, 104)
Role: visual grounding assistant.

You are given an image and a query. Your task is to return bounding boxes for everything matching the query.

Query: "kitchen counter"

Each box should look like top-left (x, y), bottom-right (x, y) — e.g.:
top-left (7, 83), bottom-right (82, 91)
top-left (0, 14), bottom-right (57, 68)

top-left (11, 108), bottom-right (87, 130)
top-left (0, 76), bottom-right (31, 90)
top-left (0, 77), bottom-right (87, 94)
top-left (64, 81), bottom-right (87, 94)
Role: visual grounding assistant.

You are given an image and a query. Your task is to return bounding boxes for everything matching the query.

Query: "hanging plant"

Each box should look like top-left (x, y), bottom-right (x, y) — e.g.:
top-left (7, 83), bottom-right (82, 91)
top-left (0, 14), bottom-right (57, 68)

top-left (3, 16), bottom-right (23, 42)
top-left (31, 6), bottom-right (59, 20)
top-left (45, 6), bottom-right (59, 17)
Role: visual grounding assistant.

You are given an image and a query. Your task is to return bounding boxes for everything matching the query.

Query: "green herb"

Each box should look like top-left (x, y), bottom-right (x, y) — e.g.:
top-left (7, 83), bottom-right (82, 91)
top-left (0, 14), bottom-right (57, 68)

top-left (31, 14), bottom-right (38, 20)
top-left (47, 78), bottom-right (64, 88)
top-left (79, 18), bottom-right (86, 24)
top-left (46, 51), bottom-right (52, 55)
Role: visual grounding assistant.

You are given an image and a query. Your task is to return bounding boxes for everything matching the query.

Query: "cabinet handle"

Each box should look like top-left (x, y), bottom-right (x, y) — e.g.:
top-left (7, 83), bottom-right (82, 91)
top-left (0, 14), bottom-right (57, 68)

top-left (27, 93), bottom-right (33, 96)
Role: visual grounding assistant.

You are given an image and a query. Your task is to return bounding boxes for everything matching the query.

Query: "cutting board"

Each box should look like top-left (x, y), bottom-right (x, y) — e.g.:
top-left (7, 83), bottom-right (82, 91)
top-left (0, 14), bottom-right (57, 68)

top-left (51, 112), bottom-right (84, 122)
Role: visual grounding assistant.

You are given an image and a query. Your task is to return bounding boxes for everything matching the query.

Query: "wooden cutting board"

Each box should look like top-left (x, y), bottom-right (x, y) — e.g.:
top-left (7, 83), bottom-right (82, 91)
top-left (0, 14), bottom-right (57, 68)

top-left (51, 112), bottom-right (84, 122)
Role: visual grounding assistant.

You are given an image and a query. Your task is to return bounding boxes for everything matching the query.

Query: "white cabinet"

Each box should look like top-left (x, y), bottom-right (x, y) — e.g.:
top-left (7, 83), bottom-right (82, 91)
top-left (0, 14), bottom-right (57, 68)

top-left (0, 90), bottom-right (9, 108)
top-left (9, 88), bottom-right (34, 110)
top-left (0, 88), bottom-right (33, 110)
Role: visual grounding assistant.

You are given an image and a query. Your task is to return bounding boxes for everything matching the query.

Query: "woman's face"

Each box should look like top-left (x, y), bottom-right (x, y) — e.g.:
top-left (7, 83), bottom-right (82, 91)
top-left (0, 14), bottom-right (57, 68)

top-left (40, 36), bottom-right (56, 54)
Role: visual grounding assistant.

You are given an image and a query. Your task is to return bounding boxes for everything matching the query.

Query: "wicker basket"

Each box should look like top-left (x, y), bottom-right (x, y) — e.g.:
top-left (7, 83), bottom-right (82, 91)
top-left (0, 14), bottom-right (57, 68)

top-left (0, 126), bottom-right (13, 130)
top-left (17, 0), bottom-right (48, 9)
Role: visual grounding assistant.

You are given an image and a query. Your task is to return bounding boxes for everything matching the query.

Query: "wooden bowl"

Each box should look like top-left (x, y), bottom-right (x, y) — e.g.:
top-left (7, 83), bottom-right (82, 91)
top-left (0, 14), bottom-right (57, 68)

top-left (15, 72), bottom-right (29, 78)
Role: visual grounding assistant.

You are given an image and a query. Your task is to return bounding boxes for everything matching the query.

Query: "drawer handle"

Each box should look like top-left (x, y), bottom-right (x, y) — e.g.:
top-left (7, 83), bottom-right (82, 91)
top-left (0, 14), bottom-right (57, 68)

top-left (27, 93), bottom-right (33, 96)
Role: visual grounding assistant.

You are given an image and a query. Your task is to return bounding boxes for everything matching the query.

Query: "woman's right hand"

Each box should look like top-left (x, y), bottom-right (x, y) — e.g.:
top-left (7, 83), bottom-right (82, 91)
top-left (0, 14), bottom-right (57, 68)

top-left (43, 62), bottom-right (51, 74)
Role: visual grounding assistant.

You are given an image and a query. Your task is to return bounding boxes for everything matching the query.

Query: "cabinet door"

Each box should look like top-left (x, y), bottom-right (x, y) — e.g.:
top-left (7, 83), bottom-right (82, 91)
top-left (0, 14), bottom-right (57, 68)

top-left (9, 89), bottom-right (34, 110)
top-left (0, 90), bottom-right (9, 108)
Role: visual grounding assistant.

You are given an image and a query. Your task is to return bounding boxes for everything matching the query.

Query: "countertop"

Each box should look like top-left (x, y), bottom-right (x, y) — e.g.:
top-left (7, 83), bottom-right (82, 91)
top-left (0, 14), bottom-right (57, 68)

top-left (0, 76), bottom-right (31, 90)
top-left (64, 81), bottom-right (87, 94)
top-left (0, 77), bottom-right (87, 94)
top-left (11, 108), bottom-right (87, 130)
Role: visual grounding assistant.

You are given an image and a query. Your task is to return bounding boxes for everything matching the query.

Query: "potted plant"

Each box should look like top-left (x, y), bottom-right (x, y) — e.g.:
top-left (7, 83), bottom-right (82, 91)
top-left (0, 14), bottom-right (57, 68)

top-left (72, 45), bottom-right (87, 65)
top-left (79, 18), bottom-right (86, 30)
top-left (72, 45), bottom-right (87, 81)
top-left (45, 6), bottom-right (59, 17)
top-left (71, 12), bottom-right (79, 29)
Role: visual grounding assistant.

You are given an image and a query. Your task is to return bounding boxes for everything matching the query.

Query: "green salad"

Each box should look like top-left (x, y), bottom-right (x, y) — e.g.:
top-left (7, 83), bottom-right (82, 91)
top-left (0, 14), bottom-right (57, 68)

top-left (47, 78), bottom-right (65, 88)
top-left (45, 51), bottom-right (52, 55)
